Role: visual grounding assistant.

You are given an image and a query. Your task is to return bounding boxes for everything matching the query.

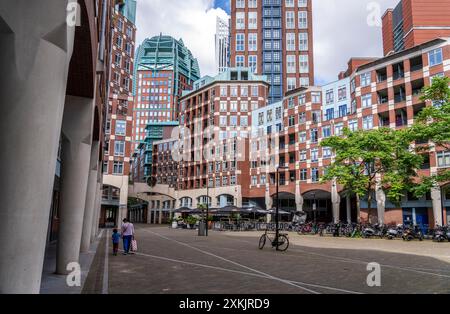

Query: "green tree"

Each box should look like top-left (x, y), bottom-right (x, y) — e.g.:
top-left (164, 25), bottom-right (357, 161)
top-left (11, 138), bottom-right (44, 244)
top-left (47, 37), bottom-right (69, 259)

top-left (409, 76), bottom-right (450, 197)
top-left (321, 127), bottom-right (422, 223)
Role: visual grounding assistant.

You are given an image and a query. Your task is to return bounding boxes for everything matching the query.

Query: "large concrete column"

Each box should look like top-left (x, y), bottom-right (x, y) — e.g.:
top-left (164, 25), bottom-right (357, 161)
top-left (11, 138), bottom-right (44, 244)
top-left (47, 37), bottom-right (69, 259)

top-left (295, 183), bottom-right (304, 212)
top-left (346, 195), bottom-right (352, 224)
top-left (375, 176), bottom-right (386, 225)
top-left (80, 141), bottom-right (100, 253)
top-left (91, 181), bottom-right (102, 242)
top-left (158, 209), bottom-right (163, 224)
top-left (56, 95), bottom-right (94, 275)
top-left (0, 1), bottom-right (75, 293)
top-left (331, 180), bottom-right (341, 223)
top-left (431, 186), bottom-right (443, 227)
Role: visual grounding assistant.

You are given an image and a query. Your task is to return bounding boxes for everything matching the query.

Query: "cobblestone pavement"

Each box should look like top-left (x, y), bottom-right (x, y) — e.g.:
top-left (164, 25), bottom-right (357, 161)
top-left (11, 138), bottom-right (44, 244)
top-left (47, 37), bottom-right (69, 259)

top-left (84, 225), bottom-right (450, 294)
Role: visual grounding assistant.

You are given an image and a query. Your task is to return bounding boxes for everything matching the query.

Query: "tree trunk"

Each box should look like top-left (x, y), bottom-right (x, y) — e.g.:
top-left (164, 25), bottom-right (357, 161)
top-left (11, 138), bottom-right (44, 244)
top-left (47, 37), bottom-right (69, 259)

top-left (367, 192), bottom-right (372, 224)
top-left (356, 194), bottom-right (361, 223)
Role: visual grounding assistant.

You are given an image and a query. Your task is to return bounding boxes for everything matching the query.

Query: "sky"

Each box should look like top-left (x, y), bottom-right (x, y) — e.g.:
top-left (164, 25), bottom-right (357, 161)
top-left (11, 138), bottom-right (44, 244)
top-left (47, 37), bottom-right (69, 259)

top-left (135, 0), bottom-right (398, 85)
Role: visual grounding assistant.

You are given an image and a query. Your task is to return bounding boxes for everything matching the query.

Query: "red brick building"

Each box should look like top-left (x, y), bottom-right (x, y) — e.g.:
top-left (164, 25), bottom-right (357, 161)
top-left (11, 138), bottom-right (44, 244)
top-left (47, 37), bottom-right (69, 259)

top-left (382, 0), bottom-right (450, 56)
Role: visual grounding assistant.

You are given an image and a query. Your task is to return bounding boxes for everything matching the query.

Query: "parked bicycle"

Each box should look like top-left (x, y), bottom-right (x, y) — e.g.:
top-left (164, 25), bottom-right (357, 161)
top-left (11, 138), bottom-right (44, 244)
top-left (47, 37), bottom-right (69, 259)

top-left (259, 229), bottom-right (289, 251)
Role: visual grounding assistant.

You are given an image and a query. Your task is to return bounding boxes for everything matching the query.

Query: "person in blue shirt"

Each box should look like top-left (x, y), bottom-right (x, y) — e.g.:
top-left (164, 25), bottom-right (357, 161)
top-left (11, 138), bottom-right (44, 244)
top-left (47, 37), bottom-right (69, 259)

top-left (112, 228), bottom-right (121, 256)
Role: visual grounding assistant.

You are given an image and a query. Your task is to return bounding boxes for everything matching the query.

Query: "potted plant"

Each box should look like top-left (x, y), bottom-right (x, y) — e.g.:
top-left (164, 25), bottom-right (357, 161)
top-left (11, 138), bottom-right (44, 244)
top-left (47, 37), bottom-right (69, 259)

top-left (186, 215), bottom-right (197, 229)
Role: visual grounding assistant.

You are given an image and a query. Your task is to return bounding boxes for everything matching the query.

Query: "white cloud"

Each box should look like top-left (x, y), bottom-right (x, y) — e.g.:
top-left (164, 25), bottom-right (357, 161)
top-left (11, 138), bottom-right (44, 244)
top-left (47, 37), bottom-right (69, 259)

top-left (313, 0), bottom-right (398, 84)
top-left (136, 0), bottom-right (399, 84)
top-left (135, 0), bottom-right (229, 77)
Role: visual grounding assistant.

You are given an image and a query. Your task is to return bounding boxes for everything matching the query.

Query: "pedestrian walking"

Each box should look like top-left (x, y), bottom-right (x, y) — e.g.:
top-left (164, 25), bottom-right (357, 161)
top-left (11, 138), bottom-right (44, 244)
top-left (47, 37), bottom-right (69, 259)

top-left (121, 218), bottom-right (135, 255)
top-left (111, 228), bottom-right (120, 256)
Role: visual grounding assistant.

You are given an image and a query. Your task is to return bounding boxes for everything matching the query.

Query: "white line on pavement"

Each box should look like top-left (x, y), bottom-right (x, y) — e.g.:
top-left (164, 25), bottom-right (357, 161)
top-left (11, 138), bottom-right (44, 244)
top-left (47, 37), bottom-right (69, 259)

top-left (133, 250), bottom-right (362, 294)
top-left (102, 229), bottom-right (109, 295)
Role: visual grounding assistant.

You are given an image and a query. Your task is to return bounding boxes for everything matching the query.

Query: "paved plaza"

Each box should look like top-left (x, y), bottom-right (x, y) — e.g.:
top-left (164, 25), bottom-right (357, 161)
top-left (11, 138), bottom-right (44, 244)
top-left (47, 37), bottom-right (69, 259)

top-left (82, 224), bottom-right (450, 294)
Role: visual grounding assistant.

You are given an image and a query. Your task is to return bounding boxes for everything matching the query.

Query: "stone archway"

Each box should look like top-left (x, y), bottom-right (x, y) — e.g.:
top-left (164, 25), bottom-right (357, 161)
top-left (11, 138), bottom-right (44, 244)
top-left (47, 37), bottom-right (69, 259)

top-left (302, 190), bottom-right (334, 223)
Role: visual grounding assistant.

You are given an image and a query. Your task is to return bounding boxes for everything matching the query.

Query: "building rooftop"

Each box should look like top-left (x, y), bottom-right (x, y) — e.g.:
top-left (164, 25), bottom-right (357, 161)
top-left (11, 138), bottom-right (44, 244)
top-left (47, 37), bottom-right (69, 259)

top-left (181, 67), bottom-right (269, 98)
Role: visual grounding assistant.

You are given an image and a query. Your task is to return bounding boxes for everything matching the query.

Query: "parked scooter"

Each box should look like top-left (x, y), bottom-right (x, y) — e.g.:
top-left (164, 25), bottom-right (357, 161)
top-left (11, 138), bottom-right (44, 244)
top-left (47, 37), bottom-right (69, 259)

top-left (402, 225), bottom-right (424, 241)
top-left (386, 224), bottom-right (403, 240)
top-left (362, 224), bottom-right (386, 238)
top-left (433, 226), bottom-right (450, 242)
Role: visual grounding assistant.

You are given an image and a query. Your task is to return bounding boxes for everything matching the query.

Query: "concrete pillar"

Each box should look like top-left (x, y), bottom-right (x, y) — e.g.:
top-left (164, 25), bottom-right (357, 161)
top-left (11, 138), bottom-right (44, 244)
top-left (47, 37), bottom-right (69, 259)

top-left (331, 180), bottom-right (341, 223)
top-left (295, 183), bottom-right (304, 212)
top-left (146, 207), bottom-right (152, 224)
top-left (80, 141), bottom-right (100, 253)
top-left (56, 95), bottom-right (94, 275)
top-left (265, 187), bottom-right (273, 210)
top-left (346, 195), bottom-right (352, 224)
top-left (376, 176), bottom-right (386, 225)
top-left (91, 181), bottom-right (102, 242)
top-left (159, 209), bottom-right (163, 224)
top-left (153, 209), bottom-right (157, 224)
top-left (0, 0), bottom-right (75, 293)
top-left (431, 186), bottom-right (443, 227)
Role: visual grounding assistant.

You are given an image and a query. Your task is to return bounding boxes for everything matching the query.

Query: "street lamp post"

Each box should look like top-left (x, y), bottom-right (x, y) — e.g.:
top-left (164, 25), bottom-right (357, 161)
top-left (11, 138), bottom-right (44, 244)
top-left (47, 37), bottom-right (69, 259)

top-left (275, 165), bottom-right (288, 251)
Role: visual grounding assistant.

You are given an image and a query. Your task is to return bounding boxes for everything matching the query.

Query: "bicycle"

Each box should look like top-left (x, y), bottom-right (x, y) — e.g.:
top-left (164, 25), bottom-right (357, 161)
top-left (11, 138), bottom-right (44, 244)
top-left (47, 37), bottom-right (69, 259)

top-left (258, 229), bottom-right (289, 251)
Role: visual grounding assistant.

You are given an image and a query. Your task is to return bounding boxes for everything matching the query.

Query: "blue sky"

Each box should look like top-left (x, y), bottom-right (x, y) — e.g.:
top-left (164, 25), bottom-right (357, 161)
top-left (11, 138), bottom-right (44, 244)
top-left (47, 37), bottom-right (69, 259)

top-left (214, 0), bottom-right (230, 14)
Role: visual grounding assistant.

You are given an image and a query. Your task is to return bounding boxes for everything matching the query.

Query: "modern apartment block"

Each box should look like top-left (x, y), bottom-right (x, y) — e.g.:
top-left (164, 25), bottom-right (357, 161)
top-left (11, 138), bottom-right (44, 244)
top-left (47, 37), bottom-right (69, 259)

top-left (230, 0), bottom-right (315, 103)
top-left (101, 0), bottom-right (137, 228)
top-left (132, 121), bottom-right (179, 184)
top-left (216, 17), bottom-right (231, 74)
top-left (146, 38), bottom-right (450, 228)
top-left (382, 0), bottom-right (450, 56)
top-left (133, 35), bottom-right (201, 150)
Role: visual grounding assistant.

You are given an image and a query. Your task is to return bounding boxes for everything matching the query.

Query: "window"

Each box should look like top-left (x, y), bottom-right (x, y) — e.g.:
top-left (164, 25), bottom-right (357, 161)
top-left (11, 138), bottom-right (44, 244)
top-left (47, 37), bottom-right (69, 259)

top-left (231, 175), bottom-right (237, 185)
top-left (299, 55), bottom-right (309, 73)
top-left (311, 148), bottom-right (319, 162)
top-left (248, 0), bottom-right (257, 8)
top-left (236, 34), bottom-right (245, 51)
top-left (230, 101), bottom-right (238, 112)
top-left (322, 126), bottom-right (331, 138)
top-left (299, 33), bottom-right (308, 51)
top-left (348, 119), bottom-right (358, 132)
top-left (300, 169), bottom-right (307, 181)
top-left (298, 112), bottom-right (306, 124)
top-left (248, 12), bottom-right (257, 29)
top-left (326, 89), bottom-right (334, 104)
top-left (299, 94), bottom-right (306, 105)
top-left (230, 116), bottom-right (238, 126)
top-left (236, 12), bottom-right (245, 29)
top-left (114, 141), bottom-right (125, 156)
top-left (286, 11), bottom-right (295, 29)
top-left (298, 11), bottom-right (308, 28)
top-left (114, 53), bottom-right (121, 66)
top-left (310, 128), bottom-right (318, 143)
top-left (360, 72), bottom-right (371, 87)
top-left (362, 94), bottom-right (372, 108)
top-left (298, 0), bottom-right (307, 7)
top-left (285, 0), bottom-right (294, 7)
top-left (248, 33), bottom-right (257, 51)
top-left (249, 55), bottom-right (257, 73)
top-left (116, 120), bottom-right (126, 135)
top-left (429, 48), bottom-right (443, 67)
top-left (338, 86), bottom-right (347, 100)
top-left (220, 101), bottom-right (227, 112)
top-left (311, 168), bottom-right (319, 182)
top-left (287, 55), bottom-right (296, 73)
top-left (241, 86), bottom-right (248, 97)
top-left (300, 150), bottom-right (307, 161)
top-left (241, 101), bottom-right (248, 112)
top-left (323, 147), bottom-right (332, 159)
top-left (113, 161), bottom-right (123, 174)
top-left (251, 86), bottom-right (259, 96)
top-left (275, 107), bottom-right (282, 120)
top-left (286, 33), bottom-right (296, 51)
top-left (236, 0), bottom-right (245, 8)
top-left (299, 131), bottom-right (307, 143)
top-left (289, 115), bottom-right (295, 127)
top-left (220, 86), bottom-right (227, 97)
top-left (437, 151), bottom-right (450, 168)
top-left (231, 86), bottom-right (238, 97)
top-left (251, 176), bottom-right (258, 186)
top-left (260, 175), bottom-right (266, 185)
top-left (220, 116), bottom-right (228, 126)
top-left (287, 78), bottom-right (296, 91)
top-left (241, 116), bottom-right (248, 126)
top-left (236, 55), bottom-right (245, 67)
top-left (335, 123), bottom-right (344, 136)
top-left (363, 115), bottom-right (373, 130)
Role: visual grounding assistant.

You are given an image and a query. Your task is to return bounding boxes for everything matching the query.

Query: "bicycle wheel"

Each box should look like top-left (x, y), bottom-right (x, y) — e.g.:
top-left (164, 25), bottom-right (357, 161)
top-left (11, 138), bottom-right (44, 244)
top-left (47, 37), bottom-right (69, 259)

top-left (276, 235), bottom-right (289, 251)
top-left (258, 234), bottom-right (266, 250)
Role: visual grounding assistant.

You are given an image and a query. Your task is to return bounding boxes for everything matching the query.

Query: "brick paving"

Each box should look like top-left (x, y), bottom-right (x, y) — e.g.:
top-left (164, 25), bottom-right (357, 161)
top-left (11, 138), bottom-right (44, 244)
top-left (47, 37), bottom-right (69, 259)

top-left (84, 225), bottom-right (450, 294)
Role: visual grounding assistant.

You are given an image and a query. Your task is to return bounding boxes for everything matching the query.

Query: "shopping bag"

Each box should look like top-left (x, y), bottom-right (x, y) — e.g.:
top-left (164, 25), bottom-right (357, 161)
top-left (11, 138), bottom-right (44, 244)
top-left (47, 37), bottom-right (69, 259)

top-left (131, 239), bottom-right (138, 252)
